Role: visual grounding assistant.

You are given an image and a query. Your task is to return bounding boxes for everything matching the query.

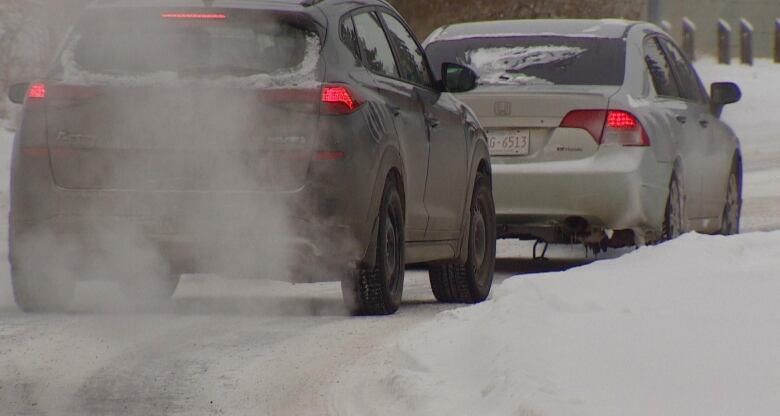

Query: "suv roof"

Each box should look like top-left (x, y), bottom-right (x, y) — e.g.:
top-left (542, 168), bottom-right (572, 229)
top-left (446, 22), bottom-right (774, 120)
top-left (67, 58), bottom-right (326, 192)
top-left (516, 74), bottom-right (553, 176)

top-left (426, 19), bottom-right (639, 44)
top-left (88, 0), bottom-right (392, 10)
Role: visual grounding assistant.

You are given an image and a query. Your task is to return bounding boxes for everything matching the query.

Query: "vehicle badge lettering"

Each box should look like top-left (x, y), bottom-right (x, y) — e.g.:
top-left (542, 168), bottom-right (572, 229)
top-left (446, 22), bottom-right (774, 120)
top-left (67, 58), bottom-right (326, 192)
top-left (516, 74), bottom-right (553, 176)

top-left (494, 102), bottom-right (512, 117)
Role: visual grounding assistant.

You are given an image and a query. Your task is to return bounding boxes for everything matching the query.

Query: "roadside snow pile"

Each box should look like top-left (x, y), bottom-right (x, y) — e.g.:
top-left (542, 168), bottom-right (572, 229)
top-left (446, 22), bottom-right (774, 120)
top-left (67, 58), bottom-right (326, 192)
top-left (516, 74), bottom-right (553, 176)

top-left (333, 231), bottom-right (780, 416)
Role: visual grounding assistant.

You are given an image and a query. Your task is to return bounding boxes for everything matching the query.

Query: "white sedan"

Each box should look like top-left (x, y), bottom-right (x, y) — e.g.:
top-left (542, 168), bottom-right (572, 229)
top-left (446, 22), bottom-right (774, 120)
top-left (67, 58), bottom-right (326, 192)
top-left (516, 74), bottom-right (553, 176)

top-left (424, 19), bottom-right (743, 250)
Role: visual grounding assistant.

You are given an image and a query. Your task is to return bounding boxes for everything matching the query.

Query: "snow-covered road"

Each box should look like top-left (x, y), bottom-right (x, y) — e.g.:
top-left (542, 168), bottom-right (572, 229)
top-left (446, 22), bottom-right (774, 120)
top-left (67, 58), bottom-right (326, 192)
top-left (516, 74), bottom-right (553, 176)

top-left (1, 59), bottom-right (778, 416)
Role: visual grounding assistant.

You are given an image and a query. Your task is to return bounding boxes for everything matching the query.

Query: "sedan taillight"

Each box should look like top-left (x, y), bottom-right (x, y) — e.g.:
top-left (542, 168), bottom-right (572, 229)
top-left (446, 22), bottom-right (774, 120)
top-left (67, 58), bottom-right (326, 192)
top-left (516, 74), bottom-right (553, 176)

top-left (560, 109), bottom-right (650, 147)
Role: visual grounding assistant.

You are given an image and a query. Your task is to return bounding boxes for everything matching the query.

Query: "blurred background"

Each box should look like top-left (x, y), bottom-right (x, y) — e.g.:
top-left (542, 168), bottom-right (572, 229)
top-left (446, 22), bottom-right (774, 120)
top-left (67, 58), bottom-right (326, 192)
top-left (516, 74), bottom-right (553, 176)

top-left (2, 0), bottom-right (780, 121)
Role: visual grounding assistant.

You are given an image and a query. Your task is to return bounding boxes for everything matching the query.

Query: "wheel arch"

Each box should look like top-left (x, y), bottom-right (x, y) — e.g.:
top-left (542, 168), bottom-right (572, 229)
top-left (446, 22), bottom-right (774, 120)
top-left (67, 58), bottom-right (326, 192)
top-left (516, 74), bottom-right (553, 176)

top-left (733, 150), bottom-right (743, 192)
top-left (361, 147), bottom-right (405, 268)
top-left (456, 137), bottom-right (492, 262)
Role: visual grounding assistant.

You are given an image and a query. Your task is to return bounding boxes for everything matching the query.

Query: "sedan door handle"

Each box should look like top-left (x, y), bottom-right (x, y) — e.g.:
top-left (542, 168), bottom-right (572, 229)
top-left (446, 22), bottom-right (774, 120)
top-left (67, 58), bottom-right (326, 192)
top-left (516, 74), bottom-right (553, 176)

top-left (425, 115), bottom-right (440, 129)
top-left (699, 119), bottom-right (709, 128)
top-left (675, 115), bottom-right (687, 124)
top-left (387, 104), bottom-right (401, 117)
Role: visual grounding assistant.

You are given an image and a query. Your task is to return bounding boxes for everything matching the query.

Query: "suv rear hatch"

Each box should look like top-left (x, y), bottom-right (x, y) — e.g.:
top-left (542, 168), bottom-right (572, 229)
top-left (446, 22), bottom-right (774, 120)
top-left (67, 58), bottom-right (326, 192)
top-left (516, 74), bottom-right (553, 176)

top-left (44, 7), bottom-right (323, 192)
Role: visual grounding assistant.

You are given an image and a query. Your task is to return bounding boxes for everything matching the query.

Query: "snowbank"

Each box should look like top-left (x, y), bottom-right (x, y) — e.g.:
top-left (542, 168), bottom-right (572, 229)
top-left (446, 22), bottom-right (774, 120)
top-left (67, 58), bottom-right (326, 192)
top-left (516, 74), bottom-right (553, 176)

top-left (333, 231), bottom-right (780, 416)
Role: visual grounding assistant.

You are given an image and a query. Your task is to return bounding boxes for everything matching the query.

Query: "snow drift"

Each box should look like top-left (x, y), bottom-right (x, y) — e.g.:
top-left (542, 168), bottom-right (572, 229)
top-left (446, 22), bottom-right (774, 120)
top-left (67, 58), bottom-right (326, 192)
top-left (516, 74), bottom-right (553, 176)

top-left (333, 231), bottom-right (780, 416)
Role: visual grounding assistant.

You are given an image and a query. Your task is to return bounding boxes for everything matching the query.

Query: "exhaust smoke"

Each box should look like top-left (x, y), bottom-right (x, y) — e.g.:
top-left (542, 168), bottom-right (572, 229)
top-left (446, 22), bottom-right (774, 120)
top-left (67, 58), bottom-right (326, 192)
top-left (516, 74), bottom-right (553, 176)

top-left (4, 5), bottom-right (358, 314)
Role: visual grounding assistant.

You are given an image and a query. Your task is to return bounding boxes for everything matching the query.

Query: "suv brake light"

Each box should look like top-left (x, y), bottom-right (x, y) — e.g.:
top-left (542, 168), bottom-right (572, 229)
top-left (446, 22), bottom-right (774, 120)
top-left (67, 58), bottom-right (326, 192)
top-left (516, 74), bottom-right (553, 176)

top-left (27, 83), bottom-right (46, 100)
top-left (257, 85), bottom-right (364, 115)
top-left (161, 13), bottom-right (227, 20)
top-left (321, 85), bottom-right (364, 115)
top-left (560, 109), bottom-right (650, 147)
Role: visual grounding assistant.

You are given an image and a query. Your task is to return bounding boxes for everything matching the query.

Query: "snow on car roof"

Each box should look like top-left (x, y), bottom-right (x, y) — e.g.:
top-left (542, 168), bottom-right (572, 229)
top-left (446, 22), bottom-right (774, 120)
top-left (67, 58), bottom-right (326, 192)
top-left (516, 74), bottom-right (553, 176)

top-left (426, 19), bottom-right (636, 44)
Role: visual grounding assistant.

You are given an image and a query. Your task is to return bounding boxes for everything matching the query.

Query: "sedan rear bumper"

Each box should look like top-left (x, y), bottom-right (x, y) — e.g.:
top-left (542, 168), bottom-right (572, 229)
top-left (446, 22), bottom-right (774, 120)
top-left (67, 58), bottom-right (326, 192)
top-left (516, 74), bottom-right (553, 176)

top-left (492, 146), bottom-right (671, 243)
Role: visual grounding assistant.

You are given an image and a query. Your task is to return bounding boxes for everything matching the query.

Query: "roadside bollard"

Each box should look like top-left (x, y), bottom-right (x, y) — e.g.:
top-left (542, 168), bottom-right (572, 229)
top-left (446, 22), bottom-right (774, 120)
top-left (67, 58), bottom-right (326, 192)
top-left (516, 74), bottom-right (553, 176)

top-left (775, 18), bottom-right (780, 63)
top-left (682, 18), bottom-right (696, 61)
top-left (740, 18), bottom-right (753, 66)
top-left (717, 19), bottom-right (731, 65)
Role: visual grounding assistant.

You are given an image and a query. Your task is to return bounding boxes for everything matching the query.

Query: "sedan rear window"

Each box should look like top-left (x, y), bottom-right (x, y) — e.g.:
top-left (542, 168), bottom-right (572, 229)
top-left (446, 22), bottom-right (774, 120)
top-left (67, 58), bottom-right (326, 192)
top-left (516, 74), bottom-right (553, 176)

top-left (426, 36), bottom-right (626, 87)
top-left (54, 9), bottom-right (321, 85)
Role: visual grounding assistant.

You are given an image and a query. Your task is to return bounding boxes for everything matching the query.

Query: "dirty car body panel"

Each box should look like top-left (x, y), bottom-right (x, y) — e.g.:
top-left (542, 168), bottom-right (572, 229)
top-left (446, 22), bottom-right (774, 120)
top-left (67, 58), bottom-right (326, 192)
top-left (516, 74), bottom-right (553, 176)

top-left (9, 0), bottom-right (492, 312)
top-left (425, 19), bottom-right (741, 246)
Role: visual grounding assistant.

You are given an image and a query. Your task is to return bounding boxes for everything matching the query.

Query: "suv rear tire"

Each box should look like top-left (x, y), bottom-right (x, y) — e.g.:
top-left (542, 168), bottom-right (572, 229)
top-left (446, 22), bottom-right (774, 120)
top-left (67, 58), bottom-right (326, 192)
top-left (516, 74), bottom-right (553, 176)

top-left (342, 176), bottom-right (405, 316)
top-left (119, 273), bottom-right (180, 301)
top-left (429, 172), bottom-right (496, 303)
top-left (12, 267), bottom-right (76, 313)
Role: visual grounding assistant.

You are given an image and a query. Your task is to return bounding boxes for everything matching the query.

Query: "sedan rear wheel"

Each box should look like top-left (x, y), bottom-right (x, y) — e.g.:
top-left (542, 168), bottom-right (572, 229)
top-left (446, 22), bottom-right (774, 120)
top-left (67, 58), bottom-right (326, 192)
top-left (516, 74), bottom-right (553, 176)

top-left (663, 172), bottom-right (685, 241)
top-left (720, 162), bottom-right (741, 235)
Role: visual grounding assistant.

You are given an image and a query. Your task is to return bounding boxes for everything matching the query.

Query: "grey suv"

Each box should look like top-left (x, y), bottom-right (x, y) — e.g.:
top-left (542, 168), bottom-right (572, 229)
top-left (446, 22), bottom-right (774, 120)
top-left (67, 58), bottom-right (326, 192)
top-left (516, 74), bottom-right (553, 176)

top-left (7, 0), bottom-right (495, 315)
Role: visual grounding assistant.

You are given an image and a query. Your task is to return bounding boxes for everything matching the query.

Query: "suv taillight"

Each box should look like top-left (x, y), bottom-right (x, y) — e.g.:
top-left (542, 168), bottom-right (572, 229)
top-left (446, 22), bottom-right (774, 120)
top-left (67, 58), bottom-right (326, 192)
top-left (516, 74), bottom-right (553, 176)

top-left (320, 85), bottom-right (364, 115)
top-left (257, 84), bottom-right (363, 115)
top-left (27, 83), bottom-right (46, 100)
top-left (560, 109), bottom-right (650, 147)
top-left (161, 13), bottom-right (227, 20)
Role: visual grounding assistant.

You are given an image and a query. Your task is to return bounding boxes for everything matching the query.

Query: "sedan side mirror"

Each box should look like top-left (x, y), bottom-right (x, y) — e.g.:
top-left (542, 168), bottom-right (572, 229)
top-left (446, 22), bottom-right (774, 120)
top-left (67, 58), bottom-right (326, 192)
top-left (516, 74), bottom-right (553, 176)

top-left (8, 83), bottom-right (30, 105)
top-left (441, 63), bottom-right (478, 93)
top-left (710, 82), bottom-right (741, 117)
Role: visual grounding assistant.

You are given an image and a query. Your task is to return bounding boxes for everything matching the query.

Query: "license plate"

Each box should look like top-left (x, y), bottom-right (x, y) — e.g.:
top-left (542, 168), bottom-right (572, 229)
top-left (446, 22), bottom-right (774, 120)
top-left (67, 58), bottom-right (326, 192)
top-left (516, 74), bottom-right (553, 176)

top-left (488, 129), bottom-right (530, 156)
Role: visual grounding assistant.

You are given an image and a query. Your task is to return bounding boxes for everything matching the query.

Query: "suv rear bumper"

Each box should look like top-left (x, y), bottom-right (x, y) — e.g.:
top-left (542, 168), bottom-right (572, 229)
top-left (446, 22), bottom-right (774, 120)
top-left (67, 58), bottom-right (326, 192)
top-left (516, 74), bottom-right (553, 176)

top-left (10, 174), bottom-right (370, 281)
top-left (492, 147), bottom-right (671, 243)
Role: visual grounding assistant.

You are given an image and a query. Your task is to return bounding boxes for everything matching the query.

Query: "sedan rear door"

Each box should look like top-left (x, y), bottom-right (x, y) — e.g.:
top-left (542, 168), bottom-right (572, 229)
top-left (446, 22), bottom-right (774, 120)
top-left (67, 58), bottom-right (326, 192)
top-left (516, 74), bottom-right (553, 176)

top-left (659, 37), bottom-right (733, 221)
top-left (643, 36), bottom-right (707, 220)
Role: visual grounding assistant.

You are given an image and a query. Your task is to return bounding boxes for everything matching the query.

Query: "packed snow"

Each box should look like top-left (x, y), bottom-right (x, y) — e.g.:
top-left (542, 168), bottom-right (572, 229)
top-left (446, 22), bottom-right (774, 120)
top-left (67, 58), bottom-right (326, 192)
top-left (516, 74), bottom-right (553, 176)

top-left (331, 59), bottom-right (780, 415)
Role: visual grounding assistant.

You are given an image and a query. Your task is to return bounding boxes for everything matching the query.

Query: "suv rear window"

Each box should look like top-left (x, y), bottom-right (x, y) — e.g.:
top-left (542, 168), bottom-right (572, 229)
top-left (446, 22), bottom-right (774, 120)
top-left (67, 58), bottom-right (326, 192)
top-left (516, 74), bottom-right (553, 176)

top-left (426, 36), bottom-right (626, 87)
top-left (55, 9), bottom-right (321, 85)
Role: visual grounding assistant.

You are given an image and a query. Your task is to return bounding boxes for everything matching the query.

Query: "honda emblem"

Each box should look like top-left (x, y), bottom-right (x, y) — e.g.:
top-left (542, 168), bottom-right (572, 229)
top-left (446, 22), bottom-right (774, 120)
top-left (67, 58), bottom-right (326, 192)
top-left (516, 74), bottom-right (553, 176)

top-left (494, 101), bottom-right (512, 116)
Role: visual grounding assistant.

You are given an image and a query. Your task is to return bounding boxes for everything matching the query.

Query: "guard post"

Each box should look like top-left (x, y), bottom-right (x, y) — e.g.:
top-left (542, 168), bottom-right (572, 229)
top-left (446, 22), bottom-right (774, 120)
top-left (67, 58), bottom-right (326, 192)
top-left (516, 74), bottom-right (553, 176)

top-left (717, 19), bottom-right (731, 65)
